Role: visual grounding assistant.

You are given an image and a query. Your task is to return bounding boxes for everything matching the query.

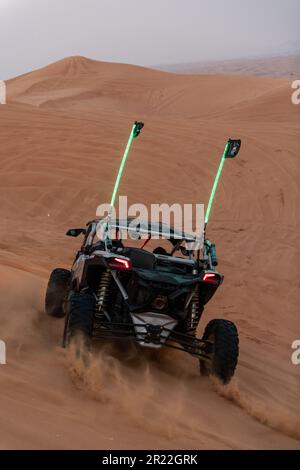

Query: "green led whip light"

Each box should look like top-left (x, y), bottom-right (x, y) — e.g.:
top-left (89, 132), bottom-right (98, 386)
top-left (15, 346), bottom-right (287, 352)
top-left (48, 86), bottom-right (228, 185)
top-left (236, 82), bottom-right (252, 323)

top-left (204, 138), bottom-right (241, 233)
top-left (104, 121), bottom-right (144, 250)
top-left (109, 121), bottom-right (144, 212)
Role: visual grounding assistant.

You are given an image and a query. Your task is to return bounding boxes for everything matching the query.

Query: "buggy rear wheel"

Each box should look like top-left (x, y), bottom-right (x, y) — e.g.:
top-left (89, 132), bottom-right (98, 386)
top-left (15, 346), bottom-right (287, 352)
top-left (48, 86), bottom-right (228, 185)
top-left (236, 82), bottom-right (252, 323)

top-left (45, 268), bottom-right (71, 318)
top-left (200, 319), bottom-right (239, 384)
top-left (63, 291), bottom-right (95, 347)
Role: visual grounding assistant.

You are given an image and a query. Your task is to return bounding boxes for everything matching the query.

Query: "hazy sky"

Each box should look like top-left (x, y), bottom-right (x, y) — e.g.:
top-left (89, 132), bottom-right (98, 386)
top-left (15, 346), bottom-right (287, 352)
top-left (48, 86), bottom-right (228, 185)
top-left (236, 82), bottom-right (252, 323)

top-left (0, 0), bottom-right (299, 79)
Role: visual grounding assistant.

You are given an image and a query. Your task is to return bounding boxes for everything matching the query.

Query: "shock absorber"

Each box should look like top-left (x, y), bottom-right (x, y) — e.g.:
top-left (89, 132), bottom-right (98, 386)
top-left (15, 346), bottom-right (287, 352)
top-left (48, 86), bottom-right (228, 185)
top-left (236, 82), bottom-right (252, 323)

top-left (186, 285), bottom-right (202, 335)
top-left (95, 271), bottom-right (112, 326)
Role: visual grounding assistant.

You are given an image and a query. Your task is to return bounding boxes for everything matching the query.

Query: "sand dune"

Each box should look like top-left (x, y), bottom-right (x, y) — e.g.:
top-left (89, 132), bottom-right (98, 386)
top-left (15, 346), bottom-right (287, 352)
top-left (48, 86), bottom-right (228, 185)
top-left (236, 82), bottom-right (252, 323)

top-left (0, 56), bottom-right (299, 449)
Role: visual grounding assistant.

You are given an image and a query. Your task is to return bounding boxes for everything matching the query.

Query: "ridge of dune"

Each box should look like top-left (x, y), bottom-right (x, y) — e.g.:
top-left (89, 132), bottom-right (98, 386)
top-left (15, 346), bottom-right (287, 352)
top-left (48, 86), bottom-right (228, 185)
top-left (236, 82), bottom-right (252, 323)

top-left (0, 56), bottom-right (299, 450)
top-left (7, 55), bottom-right (164, 97)
top-left (9, 55), bottom-right (159, 81)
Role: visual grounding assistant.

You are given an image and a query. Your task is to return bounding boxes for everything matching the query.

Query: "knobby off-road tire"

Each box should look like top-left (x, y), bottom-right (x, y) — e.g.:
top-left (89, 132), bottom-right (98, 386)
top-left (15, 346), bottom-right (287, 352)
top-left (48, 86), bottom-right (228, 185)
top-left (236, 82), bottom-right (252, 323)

top-left (200, 319), bottom-right (239, 384)
top-left (63, 291), bottom-right (96, 347)
top-left (45, 268), bottom-right (71, 318)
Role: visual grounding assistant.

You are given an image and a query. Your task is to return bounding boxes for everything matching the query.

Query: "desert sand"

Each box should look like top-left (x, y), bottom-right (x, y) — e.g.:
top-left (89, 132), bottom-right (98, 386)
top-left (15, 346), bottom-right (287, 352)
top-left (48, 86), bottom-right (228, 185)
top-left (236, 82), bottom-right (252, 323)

top-left (0, 56), bottom-right (299, 449)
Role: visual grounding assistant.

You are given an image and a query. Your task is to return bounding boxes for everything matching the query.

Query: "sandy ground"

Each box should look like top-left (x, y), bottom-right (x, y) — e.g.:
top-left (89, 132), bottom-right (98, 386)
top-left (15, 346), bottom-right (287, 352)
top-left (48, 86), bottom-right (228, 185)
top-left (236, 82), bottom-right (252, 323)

top-left (0, 56), bottom-right (299, 449)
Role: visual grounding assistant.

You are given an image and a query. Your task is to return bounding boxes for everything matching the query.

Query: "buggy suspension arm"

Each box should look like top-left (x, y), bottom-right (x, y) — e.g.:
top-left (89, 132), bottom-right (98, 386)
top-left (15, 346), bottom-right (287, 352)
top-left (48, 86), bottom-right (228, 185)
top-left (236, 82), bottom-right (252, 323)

top-left (92, 321), bottom-right (213, 361)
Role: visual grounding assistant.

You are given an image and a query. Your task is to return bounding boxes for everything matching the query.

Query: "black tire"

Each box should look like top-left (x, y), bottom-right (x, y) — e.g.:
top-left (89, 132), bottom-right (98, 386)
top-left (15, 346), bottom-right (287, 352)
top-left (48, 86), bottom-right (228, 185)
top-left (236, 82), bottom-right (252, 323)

top-left (45, 268), bottom-right (71, 318)
top-left (200, 319), bottom-right (239, 384)
top-left (63, 291), bottom-right (95, 347)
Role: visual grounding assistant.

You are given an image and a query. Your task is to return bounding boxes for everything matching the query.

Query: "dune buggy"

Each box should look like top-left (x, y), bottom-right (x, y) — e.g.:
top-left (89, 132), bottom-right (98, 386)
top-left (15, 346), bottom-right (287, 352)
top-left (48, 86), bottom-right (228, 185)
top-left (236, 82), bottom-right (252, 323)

top-left (45, 122), bottom-right (240, 384)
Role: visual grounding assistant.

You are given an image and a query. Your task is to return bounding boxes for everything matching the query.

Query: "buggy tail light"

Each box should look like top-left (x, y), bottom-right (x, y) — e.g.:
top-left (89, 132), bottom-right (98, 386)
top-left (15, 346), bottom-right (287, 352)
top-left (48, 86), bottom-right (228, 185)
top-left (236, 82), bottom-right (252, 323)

top-left (202, 272), bottom-right (222, 285)
top-left (107, 257), bottom-right (132, 270)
